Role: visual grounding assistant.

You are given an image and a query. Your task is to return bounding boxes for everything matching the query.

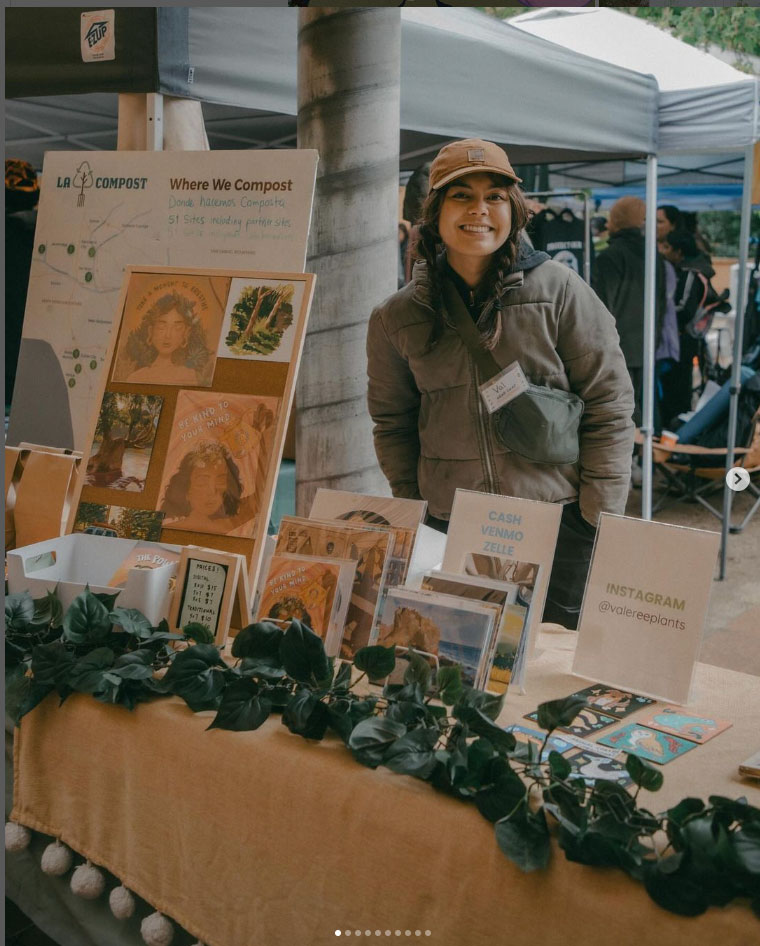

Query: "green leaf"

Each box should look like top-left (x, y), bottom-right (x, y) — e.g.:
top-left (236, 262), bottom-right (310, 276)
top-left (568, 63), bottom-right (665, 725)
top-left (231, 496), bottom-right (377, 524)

top-left (436, 665), bottom-right (463, 705)
top-left (625, 753), bottom-right (664, 792)
top-left (643, 860), bottom-right (710, 917)
top-left (496, 808), bottom-right (551, 872)
top-left (93, 590), bottom-right (121, 611)
top-left (240, 658), bottom-right (287, 682)
top-left (333, 660), bottom-right (353, 690)
top-left (452, 705), bottom-right (516, 752)
top-left (5, 592), bottom-right (35, 631)
top-left (667, 797), bottom-right (705, 826)
top-left (382, 728), bottom-right (438, 779)
top-left (354, 645), bottom-right (396, 680)
top-left (348, 716), bottom-right (407, 768)
top-left (282, 688), bottom-right (329, 740)
top-left (386, 699), bottom-right (428, 727)
top-left (475, 767), bottom-right (526, 823)
top-left (535, 695), bottom-right (587, 733)
top-left (403, 649), bottom-right (432, 692)
top-left (182, 622), bottom-right (215, 644)
top-left (454, 686), bottom-right (504, 721)
top-left (109, 607), bottom-right (153, 638)
top-left (162, 643), bottom-right (227, 712)
top-left (733, 823), bottom-right (760, 875)
top-left (63, 588), bottom-right (112, 645)
top-left (68, 647), bottom-right (115, 693)
top-left (31, 640), bottom-right (75, 694)
top-left (279, 619), bottom-right (331, 684)
top-left (32, 589), bottom-right (64, 628)
top-left (111, 650), bottom-right (155, 680)
top-left (5, 665), bottom-right (33, 725)
top-left (231, 621), bottom-right (284, 661)
top-left (208, 678), bottom-right (272, 732)
top-left (548, 750), bottom-right (572, 782)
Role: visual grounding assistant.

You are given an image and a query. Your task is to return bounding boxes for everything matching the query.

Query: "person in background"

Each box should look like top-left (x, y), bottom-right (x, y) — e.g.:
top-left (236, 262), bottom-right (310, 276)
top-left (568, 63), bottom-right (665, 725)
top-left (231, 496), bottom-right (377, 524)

top-left (591, 215), bottom-right (609, 252)
top-left (398, 221), bottom-right (410, 289)
top-left (656, 204), bottom-right (682, 243)
top-left (592, 196), bottom-right (666, 432)
top-left (401, 160), bottom-right (432, 284)
top-left (5, 158), bottom-right (40, 410)
top-left (680, 210), bottom-right (714, 277)
top-left (655, 250), bottom-right (681, 430)
top-left (659, 230), bottom-right (725, 422)
top-left (367, 138), bottom-right (634, 630)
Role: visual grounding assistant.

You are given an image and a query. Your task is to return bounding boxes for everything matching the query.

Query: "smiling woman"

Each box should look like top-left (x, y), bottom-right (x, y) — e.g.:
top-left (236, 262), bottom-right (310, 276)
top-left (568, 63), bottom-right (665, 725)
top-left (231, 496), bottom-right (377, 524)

top-left (367, 138), bottom-right (635, 629)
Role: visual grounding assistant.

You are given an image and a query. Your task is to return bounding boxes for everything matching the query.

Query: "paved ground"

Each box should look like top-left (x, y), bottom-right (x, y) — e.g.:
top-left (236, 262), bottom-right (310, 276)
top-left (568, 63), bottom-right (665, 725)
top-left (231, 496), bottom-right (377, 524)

top-left (625, 471), bottom-right (760, 676)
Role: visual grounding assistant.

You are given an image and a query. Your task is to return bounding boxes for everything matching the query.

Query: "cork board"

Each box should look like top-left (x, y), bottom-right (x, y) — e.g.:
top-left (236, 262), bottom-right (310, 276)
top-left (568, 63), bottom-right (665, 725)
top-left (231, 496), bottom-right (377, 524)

top-left (66, 265), bottom-right (315, 598)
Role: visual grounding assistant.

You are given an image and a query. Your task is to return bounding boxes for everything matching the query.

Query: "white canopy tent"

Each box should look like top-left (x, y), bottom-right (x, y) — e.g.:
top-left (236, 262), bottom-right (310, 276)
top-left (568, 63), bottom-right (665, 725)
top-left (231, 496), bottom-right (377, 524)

top-left (513, 7), bottom-right (760, 574)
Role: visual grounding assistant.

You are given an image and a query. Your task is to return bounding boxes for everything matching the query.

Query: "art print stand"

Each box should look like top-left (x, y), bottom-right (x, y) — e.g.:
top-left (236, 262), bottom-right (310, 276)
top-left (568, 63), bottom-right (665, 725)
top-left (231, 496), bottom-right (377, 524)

top-left (169, 547), bottom-right (251, 646)
top-left (572, 515), bottom-right (721, 705)
top-left (67, 266), bottom-right (315, 601)
top-left (442, 490), bottom-right (563, 659)
top-left (8, 149), bottom-right (318, 453)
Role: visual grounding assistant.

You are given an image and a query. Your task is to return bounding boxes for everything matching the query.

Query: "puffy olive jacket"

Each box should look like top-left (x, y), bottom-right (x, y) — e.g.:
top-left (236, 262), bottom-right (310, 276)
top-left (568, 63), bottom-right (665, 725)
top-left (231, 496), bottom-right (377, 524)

top-left (366, 256), bottom-right (635, 526)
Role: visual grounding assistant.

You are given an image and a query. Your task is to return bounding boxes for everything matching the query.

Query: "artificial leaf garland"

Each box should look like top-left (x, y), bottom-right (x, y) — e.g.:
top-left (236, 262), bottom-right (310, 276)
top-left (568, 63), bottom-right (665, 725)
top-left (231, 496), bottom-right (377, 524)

top-left (5, 589), bottom-right (760, 920)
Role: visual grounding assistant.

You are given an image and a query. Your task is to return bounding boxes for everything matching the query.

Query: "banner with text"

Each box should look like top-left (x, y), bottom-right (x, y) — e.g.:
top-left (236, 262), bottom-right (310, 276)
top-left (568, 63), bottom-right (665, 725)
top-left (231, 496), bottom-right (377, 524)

top-left (7, 149), bottom-right (318, 453)
top-left (573, 515), bottom-right (720, 704)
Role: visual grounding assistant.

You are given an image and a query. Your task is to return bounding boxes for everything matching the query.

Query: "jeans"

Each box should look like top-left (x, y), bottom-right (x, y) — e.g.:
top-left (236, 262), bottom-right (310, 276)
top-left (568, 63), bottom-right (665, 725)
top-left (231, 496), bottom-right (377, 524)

top-left (541, 502), bottom-right (597, 631)
top-left (675, 366), bottom-right (755, 444)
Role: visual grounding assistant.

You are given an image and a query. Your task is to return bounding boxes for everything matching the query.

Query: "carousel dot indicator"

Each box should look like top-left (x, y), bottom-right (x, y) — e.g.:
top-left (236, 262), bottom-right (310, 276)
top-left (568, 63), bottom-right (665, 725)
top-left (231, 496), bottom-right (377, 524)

top-left (88, 247), bottom-right (96, 257)
top-left (335, 932), bottom-right (341, 938)
top-left (85, 272), bottom-right (93, 282)
top-left (67, 244), bottom-right (75, 254)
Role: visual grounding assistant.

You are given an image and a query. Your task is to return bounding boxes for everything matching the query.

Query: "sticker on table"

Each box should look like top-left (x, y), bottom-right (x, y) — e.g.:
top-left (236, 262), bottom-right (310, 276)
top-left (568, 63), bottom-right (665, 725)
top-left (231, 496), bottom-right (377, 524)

top-left (598, 723), bottom-right (696, 765)
top-left (524, 707), bottom-right (618, 737)
top-left (565, 747), bottom-right (633, 788)
top-left (568, 683), bottom-right (656, 718)
top-left (637, 706), bottom-right (732, 745)
top-left (504, 725), bottom-right (575, 760)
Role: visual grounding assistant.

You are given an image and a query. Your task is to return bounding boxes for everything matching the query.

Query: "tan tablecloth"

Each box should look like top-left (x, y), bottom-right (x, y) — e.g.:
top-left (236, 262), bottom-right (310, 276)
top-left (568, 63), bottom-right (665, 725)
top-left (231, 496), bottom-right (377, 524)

top-left (12, 632), bottom-right (760, 946)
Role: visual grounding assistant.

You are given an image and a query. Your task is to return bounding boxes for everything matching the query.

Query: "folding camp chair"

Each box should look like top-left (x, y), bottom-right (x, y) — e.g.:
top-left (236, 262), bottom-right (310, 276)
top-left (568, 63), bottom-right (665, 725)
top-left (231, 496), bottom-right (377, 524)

top-left (644, 407), bottom-right (760, 533)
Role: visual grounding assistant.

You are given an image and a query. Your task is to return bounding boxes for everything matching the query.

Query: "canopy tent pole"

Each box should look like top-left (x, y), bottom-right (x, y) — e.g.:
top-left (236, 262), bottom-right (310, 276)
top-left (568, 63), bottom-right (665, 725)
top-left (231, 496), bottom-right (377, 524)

top-left (641, 152), bottom-right (658, 521)
top-left (718, 141), bottom-right (755, 579)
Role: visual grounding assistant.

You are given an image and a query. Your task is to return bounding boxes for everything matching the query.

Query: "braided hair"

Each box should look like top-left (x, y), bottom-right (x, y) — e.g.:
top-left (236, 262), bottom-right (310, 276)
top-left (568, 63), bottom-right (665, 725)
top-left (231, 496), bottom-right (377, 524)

top-left (413, 173), bottom-right (529, 350)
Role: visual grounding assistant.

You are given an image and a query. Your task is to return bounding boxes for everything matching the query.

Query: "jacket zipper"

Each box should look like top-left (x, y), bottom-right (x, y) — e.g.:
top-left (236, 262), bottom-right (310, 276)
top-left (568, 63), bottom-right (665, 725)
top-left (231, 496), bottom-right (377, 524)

top-left (472, 359), bottom-right (498, 495)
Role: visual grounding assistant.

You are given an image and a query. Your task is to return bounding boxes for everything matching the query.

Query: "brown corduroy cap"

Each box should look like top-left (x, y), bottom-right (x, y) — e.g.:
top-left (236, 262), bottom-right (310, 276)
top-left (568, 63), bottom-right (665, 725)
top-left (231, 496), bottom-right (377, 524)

top-left (429, 139), bottom-right (522, 190)
top-left (608, 196), bottom-right (646, 234)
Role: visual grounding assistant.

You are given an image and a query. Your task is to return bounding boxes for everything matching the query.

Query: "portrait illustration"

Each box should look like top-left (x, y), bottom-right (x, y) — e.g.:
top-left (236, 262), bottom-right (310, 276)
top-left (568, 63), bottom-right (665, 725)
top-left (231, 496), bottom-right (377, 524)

top-left (112, 273), bottom-right (229, 386)
top-left (157, 389), bottom-right (280, 538)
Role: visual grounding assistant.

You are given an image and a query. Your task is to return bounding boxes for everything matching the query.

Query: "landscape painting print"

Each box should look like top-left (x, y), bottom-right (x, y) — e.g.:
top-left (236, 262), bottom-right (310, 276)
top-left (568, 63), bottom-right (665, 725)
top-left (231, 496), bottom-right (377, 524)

top-left (157, 389), bottom-right (280, 538)
top-left (86, 392), bottom-right (162, 492)
top-left (219, 277), bottom-right (304, 363)
top-left (73, 502), bottom-right (164, 541)
top-left (112, 272), bottom-right (228, 386)
top-left (376, 589), bottom-right (495, 688)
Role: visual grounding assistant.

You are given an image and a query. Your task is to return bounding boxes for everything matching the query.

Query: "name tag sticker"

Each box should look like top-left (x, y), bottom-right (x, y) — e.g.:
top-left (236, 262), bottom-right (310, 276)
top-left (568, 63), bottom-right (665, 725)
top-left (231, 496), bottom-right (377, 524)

top-left (479, 361), bottom-right (529, 413)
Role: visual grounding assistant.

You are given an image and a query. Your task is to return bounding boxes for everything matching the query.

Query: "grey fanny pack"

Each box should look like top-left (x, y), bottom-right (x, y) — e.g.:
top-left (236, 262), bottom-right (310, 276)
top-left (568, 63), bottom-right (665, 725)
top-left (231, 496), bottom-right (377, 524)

top-left (442, 279), bottom-right (584, 465)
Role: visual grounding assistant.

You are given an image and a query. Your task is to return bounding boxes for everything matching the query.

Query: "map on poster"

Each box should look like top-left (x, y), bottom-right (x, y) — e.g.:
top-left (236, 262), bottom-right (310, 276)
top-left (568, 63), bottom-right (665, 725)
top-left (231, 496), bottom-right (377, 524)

top-left (7, 149), bottom-right (318, 453)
